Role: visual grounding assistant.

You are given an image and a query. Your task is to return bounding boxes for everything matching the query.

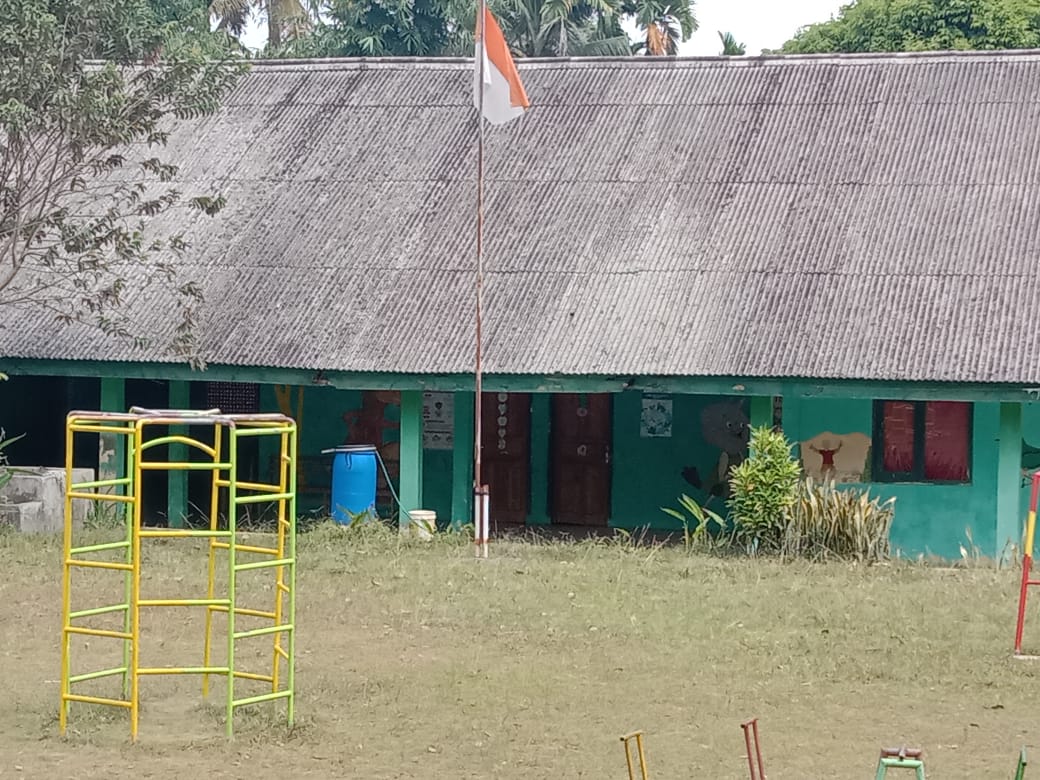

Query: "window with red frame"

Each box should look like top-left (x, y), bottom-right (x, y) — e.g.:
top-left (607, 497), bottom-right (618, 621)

top-left (872, 400), bottom-right (971, 482)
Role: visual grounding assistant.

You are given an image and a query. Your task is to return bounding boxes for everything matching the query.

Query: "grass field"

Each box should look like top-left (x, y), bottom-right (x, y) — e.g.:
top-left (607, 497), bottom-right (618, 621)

top-left (1, 523), bottom-right (1039, 779)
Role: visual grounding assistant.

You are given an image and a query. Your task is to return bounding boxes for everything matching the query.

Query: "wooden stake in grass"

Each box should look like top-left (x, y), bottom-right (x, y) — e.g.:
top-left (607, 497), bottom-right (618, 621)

top-left (741, 718), bottom-right (766, 780)
top-left (620, 731), bottom-right (649, 780)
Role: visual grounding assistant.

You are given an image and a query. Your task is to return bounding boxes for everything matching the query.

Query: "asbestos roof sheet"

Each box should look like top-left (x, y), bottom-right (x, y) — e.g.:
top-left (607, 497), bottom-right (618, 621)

top-left (5, 52), bottom-right (1040, 383)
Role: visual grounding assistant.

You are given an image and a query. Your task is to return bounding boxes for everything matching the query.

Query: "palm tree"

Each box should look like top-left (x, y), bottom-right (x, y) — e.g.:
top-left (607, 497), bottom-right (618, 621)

top-left (625, 0), bottom-right (696, 55)
top-left (209, 0), bottom-right (318, 48)
top-left (500, 0), bottom-right (632, 56)
top-left (718, 30), bottom-right (744, 55)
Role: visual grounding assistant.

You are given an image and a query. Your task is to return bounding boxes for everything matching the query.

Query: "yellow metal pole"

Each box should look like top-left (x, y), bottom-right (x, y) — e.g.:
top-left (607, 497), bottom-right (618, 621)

top-left (271, 428), bottom-right (288, 693)
top-left (122, 421), bottom-right (134, 700)
top-left (59, 417), bottom-right (75, 734)
top-left (620, 732), bottom-right (649, 780)
top-left (226, 424), bottom-right (238, 739)
top-left (286, 421), bottom-right (297, 727)
top-left (130, 420), bottom-right (144, 741)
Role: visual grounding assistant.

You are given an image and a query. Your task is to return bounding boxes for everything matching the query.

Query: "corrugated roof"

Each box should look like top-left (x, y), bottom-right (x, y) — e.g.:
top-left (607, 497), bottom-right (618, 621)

top-left (5, 51), bottom-right (1040, 382)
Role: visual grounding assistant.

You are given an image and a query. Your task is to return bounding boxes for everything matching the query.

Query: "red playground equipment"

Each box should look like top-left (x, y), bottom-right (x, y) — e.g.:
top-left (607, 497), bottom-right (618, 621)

top-left (1015, 472), bottom-right (1040, 655)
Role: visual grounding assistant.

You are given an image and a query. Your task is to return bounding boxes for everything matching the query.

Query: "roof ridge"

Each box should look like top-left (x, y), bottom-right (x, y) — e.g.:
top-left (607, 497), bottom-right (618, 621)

top-left (244, 49), bottom-right (1040, 71)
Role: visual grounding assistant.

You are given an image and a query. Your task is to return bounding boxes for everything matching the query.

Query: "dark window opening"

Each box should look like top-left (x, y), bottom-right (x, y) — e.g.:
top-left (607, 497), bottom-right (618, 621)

top-left (872, 400), bottom-right (971, 483)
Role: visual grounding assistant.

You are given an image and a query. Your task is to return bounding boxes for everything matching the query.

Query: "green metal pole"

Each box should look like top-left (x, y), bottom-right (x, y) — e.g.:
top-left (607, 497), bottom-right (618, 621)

top-left (167, 380), bottom-right (190, 528)
top-left (997, 402), bottom-right (1023, 563)
top-left (451, 391), bottom-right (475, 530)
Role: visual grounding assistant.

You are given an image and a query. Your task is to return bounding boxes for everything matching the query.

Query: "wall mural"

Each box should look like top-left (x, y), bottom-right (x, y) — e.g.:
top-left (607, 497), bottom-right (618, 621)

top-left (682, 399), bottom-right (750, 498)
top-left (343, 391), bottom-right (400, 498)
top-left (799, 431), bottom-right (872, 483)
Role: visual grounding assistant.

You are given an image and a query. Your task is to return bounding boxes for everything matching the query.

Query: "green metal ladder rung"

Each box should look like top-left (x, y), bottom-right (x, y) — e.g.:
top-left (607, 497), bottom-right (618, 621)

top-left (231, 689), bottom-right (293, 709)
top-left (876, 747), bottom-right (926, 780)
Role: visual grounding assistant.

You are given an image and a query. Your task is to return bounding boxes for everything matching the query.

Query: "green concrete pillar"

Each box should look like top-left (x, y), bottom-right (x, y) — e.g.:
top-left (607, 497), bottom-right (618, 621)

top-left (398, 390), bottom-right (424, 527)
top-left (997, 401), bottom-right (1023, 562)
top-left (749, 396), bottom-right (773, 431)
top-left (451, 391), bottom-right (474, 530)
top-left (780, 396), bottom-right (801, 460)
top-left (528, 394), bottom-right (551, 525)
top-left (98, 378), bottom-right (125, 484)
top-left (167, 380), bottom-right (189, 528)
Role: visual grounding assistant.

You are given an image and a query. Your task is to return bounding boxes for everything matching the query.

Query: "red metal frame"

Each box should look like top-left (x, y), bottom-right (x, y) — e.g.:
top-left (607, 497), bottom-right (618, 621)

top-left (1014, 472), bottom-right (1040, 655)
top-left (741, 718), bottom-right (766, 780)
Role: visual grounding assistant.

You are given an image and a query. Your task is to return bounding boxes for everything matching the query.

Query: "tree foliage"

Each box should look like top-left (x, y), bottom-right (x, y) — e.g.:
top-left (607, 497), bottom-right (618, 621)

top-left (718, 30), bottom-right (745, 55)
top-left (275, 0), bottom-right (467, 56)
top-left (210, 0), bottom-right (320, 48)
top-left (269, 0), bottom-right (696, 58)
top-left (778, 0), bottom-right (1040, 53)
top-left (0, 0), bottom-right (245, 364)
top-left (626, 0), bottom-right (696, 54)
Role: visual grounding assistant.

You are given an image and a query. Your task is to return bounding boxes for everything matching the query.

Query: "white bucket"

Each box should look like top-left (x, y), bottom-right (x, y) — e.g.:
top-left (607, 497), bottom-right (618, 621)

top-left (406, 510), bottom-right (437, 540)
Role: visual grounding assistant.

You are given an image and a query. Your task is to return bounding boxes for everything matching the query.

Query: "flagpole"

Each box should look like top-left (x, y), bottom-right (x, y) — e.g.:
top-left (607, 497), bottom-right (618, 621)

top-left (473, 0), bottom-right (490, 559)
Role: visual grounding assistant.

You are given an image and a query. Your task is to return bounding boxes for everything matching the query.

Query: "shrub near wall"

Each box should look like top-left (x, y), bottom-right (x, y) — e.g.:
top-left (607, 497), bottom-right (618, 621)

top-left (727, 426), bottom-right (800, 553)
top-left (786, 477), bottom-right (894, 562)
top-left (727, 427), bottom-right (895, 562)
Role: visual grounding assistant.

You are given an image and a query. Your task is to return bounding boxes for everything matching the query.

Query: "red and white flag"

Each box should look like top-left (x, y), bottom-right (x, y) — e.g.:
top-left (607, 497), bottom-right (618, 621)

top-left (473, 5), bottom-right (530, 125)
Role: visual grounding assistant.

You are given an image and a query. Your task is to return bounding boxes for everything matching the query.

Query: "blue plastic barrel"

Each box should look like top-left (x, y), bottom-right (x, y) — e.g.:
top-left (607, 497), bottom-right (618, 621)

top-left (328, 445), bottom-right (378, 523)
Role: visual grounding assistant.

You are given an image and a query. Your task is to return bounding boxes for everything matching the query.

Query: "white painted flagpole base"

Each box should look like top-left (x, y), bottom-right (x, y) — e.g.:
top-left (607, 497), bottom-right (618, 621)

top-left (474, 485), bottom-right (490, 559)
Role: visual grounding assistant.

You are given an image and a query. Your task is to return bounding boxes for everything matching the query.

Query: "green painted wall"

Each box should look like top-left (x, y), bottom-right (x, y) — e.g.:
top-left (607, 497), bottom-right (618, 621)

top-left (257, 385), bottom-right (366, 516)
top-left (263, 385), bottom-right (1039, 559)
top-left (256, 385), bottom-right (456, 525)
top-left (610, 392), bottom-right (749, 532)
top-left (783, 397), bottom-right (1001, 559)
top-left (1019, 403), bottom-right (1040, 541)
top-left (422, 449), bottom-right (452, 527)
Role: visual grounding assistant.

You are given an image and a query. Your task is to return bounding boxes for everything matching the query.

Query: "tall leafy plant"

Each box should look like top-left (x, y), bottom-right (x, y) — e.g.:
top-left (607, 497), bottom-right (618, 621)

top-left (661, 492), bottom-right (726, 552)
top-left (785, 477), bottom-right (895, 562)
top-left (727, 425), bottom-right (800, 553)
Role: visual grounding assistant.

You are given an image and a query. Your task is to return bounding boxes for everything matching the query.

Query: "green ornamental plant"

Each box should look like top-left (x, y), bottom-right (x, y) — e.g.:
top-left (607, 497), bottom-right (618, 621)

top-left (661, 492), bottom-right (727, 552)
top-left (727, 425), bottom-right (801, 553)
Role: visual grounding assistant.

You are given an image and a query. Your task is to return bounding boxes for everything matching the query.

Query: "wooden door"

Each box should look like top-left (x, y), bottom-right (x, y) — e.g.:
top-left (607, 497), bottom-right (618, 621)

top-left (481, 392), bottom-right (531, 525)
top-left (550, 393), bottom-right (612, 525)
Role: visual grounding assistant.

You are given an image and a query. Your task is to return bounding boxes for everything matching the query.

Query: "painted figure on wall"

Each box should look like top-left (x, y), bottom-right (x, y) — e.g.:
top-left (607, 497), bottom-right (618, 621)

top-left (682, 399), bottom-right (750, 499)
top-left (810, 439), bottom-right (842, 478)
top-left (800, 431), bottom-right (871, 482)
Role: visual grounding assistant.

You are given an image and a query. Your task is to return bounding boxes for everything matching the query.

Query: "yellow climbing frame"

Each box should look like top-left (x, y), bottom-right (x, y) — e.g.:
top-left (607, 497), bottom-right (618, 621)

top-left (59, 407), bottom-right (297, 740)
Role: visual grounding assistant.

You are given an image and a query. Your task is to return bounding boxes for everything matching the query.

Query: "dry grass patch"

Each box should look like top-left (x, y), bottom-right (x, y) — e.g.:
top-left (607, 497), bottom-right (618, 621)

top-left (0, 523), bottom-right (1037, 778)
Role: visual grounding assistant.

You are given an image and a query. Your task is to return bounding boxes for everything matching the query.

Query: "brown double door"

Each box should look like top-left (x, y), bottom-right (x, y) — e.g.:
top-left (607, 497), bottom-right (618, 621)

top-left (481, 392), bottom-right (531, 525)
top-left (550, 393), bottom-right (612, 526)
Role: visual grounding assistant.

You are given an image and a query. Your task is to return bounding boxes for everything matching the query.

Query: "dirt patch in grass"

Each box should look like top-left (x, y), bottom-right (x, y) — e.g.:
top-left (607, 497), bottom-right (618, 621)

top-left (1, 523), bottom-right (1037, 778)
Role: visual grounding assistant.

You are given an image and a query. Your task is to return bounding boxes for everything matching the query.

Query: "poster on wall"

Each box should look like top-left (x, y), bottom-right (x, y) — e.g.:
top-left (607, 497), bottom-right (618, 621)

top-left (640, 393), bottom-right (673, 438)
top-left (422, 392), bottom-right (454, 450)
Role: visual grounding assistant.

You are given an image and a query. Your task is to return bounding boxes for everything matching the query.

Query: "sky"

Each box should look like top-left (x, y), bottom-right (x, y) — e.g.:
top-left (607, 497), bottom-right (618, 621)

top-left (675, 0), bottom-right (845, 55)
top-left (242, 0), bottom-right (847, 55)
